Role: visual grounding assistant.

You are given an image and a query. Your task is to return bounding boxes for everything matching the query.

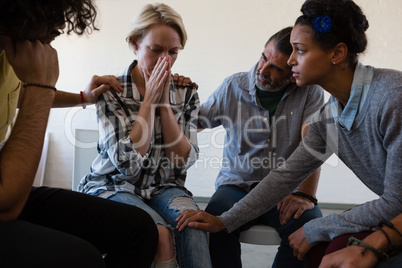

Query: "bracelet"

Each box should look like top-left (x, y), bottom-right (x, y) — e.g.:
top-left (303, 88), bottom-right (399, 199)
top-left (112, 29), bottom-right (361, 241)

top-left (79, 91), bottom-right (86, 109)
top-left (379, 228), bottom-right (392, 249)
top-left (291, 191), bottom-right (318, 205)
top-left (348, 236), bottom-right (389, 260)
top-left (379, 220), bottom-right (402, 238)
top-left (23, 82), bottom-right (57, 91)
top-left (379, 228), bottom-right (401, 255)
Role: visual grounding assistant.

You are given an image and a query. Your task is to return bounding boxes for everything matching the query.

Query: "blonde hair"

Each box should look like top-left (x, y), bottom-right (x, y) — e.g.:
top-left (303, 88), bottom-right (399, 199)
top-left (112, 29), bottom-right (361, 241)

top-left (126, 3), bottom-right (187, 50)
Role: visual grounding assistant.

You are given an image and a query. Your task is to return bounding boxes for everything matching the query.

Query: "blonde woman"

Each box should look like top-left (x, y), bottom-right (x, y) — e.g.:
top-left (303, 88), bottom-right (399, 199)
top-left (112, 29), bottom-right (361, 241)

top-left (79, 3), bottom-right (211, 268)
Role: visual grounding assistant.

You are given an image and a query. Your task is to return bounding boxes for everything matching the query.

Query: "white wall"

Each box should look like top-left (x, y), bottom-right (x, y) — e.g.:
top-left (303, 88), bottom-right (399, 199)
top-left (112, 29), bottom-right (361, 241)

top-left (44, 0), bottom-right (401, 204)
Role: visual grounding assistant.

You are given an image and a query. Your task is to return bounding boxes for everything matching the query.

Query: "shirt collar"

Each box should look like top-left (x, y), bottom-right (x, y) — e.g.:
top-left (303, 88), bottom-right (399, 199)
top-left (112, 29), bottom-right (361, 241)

top-left (330, 62), bottom-right (374, 130)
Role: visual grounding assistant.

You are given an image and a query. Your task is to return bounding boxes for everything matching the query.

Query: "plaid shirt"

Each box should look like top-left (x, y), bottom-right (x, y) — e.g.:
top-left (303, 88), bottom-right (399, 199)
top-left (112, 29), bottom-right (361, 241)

top-left (79, 61), bottom-right (200, 199)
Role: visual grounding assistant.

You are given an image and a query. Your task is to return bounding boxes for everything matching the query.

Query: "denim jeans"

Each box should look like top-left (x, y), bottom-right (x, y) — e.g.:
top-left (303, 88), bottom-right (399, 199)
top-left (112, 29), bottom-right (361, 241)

top-left (205, 184), bottom-right (323, 268)
top-left (108, 187), bottom-right (212, 268)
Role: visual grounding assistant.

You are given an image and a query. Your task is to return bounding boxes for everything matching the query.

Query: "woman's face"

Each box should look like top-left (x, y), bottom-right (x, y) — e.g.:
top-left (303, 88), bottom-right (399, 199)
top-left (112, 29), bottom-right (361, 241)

top-left (134, 24), bottom-right (181, 77)
top-left (288, 24), bottom-right (334, 87)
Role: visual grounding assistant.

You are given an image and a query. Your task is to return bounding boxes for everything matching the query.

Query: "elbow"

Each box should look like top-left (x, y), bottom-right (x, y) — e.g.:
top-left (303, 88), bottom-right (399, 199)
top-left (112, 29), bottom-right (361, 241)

top-left (0, 195), bottom-right (28, 222)
top-left (0, 207), bottom-right (23, 222)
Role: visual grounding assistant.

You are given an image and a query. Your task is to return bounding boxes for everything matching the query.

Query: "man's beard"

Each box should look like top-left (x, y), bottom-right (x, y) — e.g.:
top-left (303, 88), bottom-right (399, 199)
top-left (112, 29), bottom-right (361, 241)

top-left (255, 71), bottom-right (292, 93)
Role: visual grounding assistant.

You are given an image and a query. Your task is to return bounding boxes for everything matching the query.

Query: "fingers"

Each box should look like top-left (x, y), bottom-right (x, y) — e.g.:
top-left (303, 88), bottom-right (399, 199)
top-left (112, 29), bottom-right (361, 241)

top-left (175, 210), bottom-right (214, 232)
top-left (289, 227), bottom-right (311, 262)
top-left (4, 40), bottom-right (59, 85)
top-left (142, 57), bottom-right (171, 105)
top-left (279, 195), bottom-right (314, 225)
top-left (94, 75), bottom-right (123, 92)
top-left (87, 84), bottom-right (110, 100)
top-left (191, 82), bottom-right (199, 90)
top-left (83, 75), bottom-right (123, 104)
top-left (278, 196), bottom-right (293, 225)
top-left (145, 57), bottom-right (170, 90)
top-left (152, 57), bottom-right (170, 86)
top-left (293, 248), bottom-right (306, 261)
top-left (293, 206), bottom-right (307, 220)
top-left (172, 73), bottom-right (180, 83)
top-left (176, 210), bottom-right (226, 234)
top-left (176, 210), bottom-right (199, 232)
top-left (171, 73), bottom-right (199, 89)
top-left (291, 242), bottom-right (306, 261)
top-left (187, 221), bottom-right (210, 231)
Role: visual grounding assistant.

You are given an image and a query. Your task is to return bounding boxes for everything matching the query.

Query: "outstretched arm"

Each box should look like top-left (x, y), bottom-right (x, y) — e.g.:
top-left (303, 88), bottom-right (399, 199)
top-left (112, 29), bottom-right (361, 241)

top-left (277, 123), bottom-right (321, 225)
top-left (51, 75), bottom-right (123, 108)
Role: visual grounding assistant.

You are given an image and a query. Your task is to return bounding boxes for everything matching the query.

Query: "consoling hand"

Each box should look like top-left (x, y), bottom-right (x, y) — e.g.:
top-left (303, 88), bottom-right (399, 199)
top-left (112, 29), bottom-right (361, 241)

top-left (82, 75), bottom-right (123, 104)
top-left (176, 210), bottom-right (226, 233)
top-left (277, 194), bottom-right (315, 225)
top-left (172, 73), bottom-right (198, 89)
top-left (289, 227), bottom-right (312, 261)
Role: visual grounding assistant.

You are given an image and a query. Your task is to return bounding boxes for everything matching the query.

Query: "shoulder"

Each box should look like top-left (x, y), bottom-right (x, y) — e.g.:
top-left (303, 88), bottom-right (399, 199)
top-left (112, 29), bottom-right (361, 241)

top-left (371, 67), bottom-right (402, 91)
top-left (171, 82), bottom-right (199, 105)
top-left (372, 67), bottom-right (402, 80)
top-left (220, 71), bottom-right (250, 95)
top-left (368, 68), bottom-right (402, 108)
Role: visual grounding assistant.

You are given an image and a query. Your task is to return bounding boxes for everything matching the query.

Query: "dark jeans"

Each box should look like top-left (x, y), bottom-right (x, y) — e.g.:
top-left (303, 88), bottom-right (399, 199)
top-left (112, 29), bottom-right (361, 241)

top-left (205, 184), bottom-right (323, 268)
top-left (0, 187), bottom-right (158, 268)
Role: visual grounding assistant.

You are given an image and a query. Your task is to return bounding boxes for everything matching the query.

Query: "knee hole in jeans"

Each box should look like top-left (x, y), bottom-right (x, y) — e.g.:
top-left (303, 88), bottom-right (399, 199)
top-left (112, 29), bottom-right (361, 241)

top-left (167, 197), bottom-right (198, 212)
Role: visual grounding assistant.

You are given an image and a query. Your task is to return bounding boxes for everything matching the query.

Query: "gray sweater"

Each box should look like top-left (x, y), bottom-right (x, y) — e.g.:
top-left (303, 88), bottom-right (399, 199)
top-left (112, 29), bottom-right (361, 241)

top-left (219, 66), bottom-right (402, 245)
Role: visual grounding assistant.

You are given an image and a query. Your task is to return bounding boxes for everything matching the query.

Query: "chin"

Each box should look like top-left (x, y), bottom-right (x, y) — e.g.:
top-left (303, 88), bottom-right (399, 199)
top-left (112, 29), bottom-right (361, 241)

top-left (294, 78), bottom-right (307, 87)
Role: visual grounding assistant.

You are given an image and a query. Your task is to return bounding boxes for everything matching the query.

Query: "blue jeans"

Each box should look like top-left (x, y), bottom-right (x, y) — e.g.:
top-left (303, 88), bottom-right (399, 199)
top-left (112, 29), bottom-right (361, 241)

top-left (108, 187), bottom-right (212, 268)
top-left (205, 184), bottom-right (323, 268)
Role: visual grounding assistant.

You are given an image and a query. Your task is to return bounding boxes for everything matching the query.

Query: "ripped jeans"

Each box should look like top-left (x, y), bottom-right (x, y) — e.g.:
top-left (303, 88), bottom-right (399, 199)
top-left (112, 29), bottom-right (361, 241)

top-left (108, 187), bottom-right (212, 268)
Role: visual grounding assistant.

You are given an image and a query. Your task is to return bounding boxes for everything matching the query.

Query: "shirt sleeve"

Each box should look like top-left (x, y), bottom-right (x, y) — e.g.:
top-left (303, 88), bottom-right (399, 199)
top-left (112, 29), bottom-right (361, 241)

top-left (96, 91), bottom-right (147, 177)
top-left (198, 78), bottom-right (229, 129)
top-left (174, 87), bottom-right (200, 171)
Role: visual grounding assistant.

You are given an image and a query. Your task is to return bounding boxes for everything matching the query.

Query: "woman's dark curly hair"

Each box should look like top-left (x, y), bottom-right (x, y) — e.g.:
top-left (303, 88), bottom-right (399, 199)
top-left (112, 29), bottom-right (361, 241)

top-left (0, 0), bottom-right (98, 41)
top-left (295, 0), bottom-right (369, 65)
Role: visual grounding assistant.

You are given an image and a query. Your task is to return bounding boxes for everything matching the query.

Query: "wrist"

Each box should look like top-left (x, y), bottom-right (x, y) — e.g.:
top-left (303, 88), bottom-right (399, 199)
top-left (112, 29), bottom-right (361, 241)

top-left (141, 101), bottom-right (156, 111)
top-left (20, 84), bottom-right (55, 106)
top-left (159, 103), bottom-right (172, 112)
top-left (79, 91), bottom-right (86, 109)
top-left (23, 82), bottom-right (57, 91)
top-left (217, 217), bottom-right (227, 232)
top-left (348, 236), bottom-right (389, 260)
top-left (291, 191), bottom-right (318, 205)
